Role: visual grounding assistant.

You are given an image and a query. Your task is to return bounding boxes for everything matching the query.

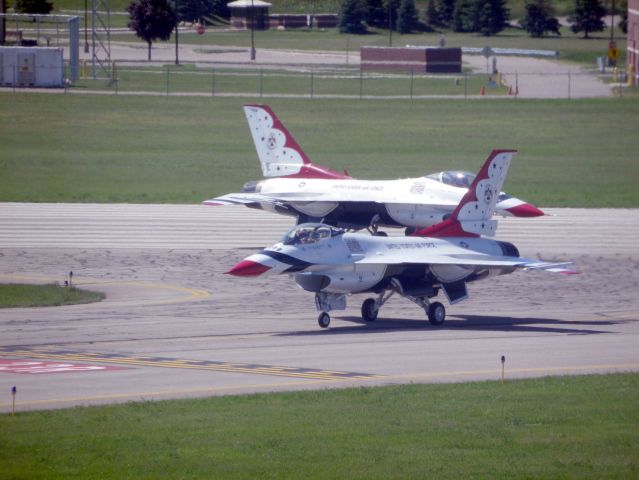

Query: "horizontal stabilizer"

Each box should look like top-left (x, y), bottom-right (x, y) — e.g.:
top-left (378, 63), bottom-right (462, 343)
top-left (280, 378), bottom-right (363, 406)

top-left (202, 193), bottom-right (277, 207)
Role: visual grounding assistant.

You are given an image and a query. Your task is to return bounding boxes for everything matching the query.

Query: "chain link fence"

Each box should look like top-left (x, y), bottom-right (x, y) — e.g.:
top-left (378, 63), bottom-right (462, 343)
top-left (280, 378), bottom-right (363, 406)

top-left (1, 62), bottom-right (632, 98)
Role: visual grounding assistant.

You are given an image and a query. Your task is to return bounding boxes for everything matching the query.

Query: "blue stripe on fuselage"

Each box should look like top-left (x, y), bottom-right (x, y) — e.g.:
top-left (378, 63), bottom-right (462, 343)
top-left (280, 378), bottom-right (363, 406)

top-left (260, 250), bottom-right (313, 273)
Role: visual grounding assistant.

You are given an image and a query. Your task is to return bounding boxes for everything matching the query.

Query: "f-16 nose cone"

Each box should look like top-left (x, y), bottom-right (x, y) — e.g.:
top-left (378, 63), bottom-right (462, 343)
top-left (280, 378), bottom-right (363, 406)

top-left (507, 203), bottom-right (544, 217)
top-left (226, 260), bottom-right (271, 277)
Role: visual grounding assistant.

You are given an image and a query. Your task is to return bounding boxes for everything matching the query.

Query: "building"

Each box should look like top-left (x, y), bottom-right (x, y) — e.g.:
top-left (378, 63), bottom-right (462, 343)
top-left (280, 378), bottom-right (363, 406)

top-left (228, 0), bottom-right (272, 30)
top-left (629, 0), bottom-right (638, 85)
top-left (268, 14), bottom-right (337, 29)
top-left (360, 47), bottom-right (462, 74)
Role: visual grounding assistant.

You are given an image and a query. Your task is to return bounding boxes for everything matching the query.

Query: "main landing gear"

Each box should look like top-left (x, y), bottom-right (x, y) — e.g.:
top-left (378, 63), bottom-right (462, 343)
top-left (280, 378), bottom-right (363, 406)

top-left (358, 288), bottom-right (446, 326)
top-left (366, 214), bottom-right (388, 237)
top-left (318, 312), bottom-right (331, 328)
top-left (314, 285), bottom-right (447, 329)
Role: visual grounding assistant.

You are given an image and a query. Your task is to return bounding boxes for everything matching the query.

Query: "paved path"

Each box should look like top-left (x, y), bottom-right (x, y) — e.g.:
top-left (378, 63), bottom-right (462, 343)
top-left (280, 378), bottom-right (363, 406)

top-left (0, 203), bottom-right (636, 255)
top-left (1, 204), bottom-right (637, 411)
top-left (464, 55), bottom-right (613, 98)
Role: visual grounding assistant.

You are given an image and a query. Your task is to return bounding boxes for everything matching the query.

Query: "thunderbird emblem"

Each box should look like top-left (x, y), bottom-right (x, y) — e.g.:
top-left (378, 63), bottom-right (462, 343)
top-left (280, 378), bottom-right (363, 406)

top-left (267, 133), bottom-right (278, 150)
top-left (484, 188), bottom-right (493, 204)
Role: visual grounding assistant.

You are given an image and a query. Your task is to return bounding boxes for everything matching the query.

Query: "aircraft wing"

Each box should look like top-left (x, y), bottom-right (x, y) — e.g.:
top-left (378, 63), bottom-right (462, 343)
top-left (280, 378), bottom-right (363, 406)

top-left (205, 191), bottom-right (456, 209)
top-left (356, 251), bottom-right (577, 274)
top-left (261, 190), bottom-right (457, 206)
top-left (202, 193), bottom-right (280, 207)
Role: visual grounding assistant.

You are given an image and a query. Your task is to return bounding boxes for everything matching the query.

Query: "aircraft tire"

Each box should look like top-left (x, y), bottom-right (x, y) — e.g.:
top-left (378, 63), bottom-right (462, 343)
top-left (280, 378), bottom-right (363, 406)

top-left (427, 302), bottom-right (446, 326)
top-left (361, 298), bottom-right (379, 322)
top-left (318, 312), bottom-right (331, 328)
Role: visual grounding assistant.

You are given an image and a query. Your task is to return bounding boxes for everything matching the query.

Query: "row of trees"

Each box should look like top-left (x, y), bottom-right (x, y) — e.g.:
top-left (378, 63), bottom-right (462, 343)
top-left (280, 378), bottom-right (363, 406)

top-left (339, 0), bottom-right (426, 34)
top-left (9, 0), bottom-right (228, 21)
top-left (424, 0), bottom-right (508, 35)
top-left (339, 0), bottom-right (625, 38)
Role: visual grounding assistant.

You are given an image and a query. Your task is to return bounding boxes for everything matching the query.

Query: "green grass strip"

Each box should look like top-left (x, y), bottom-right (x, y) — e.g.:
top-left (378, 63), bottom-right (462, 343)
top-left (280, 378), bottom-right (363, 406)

top-left (1, 94), bottom-right (637, 207)
top-left (0, 284), bottom-right (105, 308)
top-left (1, 373), bottom-right (638, 478)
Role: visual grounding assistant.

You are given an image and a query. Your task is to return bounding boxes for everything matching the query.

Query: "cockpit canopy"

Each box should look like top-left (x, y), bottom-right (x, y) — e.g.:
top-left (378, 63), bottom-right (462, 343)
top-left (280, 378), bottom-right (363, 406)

top-left (426, 170), bottom-right (476, 189)
top-left (282, 223), bottom-right (344, 246)
top-left (426, 171), bottom-right (511, 201)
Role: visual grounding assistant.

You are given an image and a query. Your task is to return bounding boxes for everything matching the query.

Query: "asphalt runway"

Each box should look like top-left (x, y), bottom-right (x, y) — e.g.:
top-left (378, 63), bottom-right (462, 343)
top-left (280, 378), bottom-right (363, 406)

top-left (1, 203), bottom-right (638, 411)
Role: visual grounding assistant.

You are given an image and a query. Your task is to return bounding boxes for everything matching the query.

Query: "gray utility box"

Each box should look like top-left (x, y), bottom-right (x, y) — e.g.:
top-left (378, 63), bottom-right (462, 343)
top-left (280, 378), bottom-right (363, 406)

top-left (0, 47), bottom-right (64, 87)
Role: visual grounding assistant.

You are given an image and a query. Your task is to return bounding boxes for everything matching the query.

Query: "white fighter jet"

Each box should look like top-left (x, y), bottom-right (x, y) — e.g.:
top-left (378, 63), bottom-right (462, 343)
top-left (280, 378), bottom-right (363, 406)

top-left (227, 150), bottom-right (575, 328)
top-left (204, 105), bottom-right (543, 232)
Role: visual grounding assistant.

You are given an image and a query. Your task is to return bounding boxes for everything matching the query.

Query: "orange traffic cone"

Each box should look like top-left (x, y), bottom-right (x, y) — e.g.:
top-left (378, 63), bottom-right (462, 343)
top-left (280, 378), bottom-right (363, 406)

top-left (480, 86), bottom-right (485, 96)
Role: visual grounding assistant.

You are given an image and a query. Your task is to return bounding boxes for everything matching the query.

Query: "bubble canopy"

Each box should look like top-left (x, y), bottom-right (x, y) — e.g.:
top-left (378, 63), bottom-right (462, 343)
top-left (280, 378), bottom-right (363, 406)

top-left (427, 171), bottom-right (511, 200)
top-left (281, 223), bottom-right (344, 246)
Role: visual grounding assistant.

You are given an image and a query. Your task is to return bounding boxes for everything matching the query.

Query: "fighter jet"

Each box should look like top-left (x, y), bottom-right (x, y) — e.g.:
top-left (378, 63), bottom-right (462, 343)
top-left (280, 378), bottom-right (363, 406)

top-left (227, 150), bottom-right (575, 328)
top-left (204, 105), bottom-right (543, 232)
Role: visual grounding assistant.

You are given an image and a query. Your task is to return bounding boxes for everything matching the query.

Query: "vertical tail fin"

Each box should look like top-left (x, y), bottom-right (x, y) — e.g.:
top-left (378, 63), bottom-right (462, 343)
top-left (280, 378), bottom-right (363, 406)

top-left (413, 150), bottom-right (517, 238)
top-left (243, 105), bottom-right (350, 180)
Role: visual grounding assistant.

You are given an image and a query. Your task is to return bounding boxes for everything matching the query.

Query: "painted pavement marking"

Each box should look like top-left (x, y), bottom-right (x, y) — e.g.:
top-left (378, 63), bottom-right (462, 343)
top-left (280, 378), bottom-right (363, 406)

top-left (0, 359), bottom-right (127, 374)
top-left (0, 346), bottom-right (382, 381)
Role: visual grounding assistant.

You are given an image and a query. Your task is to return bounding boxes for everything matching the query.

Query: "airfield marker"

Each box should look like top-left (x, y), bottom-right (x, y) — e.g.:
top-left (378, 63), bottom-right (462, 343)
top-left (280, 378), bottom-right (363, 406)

top-left (11, 386), bottom-right (16, 415)
top-left (501, 356), bottom-right (506, 382)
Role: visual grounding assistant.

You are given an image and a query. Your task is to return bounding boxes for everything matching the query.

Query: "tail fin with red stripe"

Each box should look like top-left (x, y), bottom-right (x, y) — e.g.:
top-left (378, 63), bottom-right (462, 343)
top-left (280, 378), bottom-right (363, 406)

top-left (413, 149), bottom-right (517, 238)
top-left (243, 105), bottom-right (350, 180)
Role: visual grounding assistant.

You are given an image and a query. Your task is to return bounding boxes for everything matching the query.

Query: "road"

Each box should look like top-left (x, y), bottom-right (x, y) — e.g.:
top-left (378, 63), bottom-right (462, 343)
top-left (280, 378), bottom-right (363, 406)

top-left (1, 203), bottom-right (638, 411)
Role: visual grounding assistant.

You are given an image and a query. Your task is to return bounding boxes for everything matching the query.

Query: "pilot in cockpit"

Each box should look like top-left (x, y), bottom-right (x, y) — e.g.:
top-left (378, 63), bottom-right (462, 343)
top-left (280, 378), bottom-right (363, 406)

top-left (442, 171), bottom-right (474, 189)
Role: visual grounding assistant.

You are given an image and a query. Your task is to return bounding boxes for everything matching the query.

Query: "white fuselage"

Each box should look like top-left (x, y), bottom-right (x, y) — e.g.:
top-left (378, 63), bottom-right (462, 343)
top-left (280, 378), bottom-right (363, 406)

top-left (245, 230), bottom-right (513, 294)
top-left (251, 176), bottom-right (514, 228)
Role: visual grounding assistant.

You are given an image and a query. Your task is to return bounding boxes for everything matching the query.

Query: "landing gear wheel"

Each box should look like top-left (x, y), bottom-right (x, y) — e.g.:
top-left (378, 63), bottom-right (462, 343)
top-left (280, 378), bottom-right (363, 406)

top-left (427, 302), bottom-right (446, 326)
top-left (318, 312), bottom-right (331, 328)
top-left (373, 231), bottom-right (388, 237)
top-left (361, 298), bottom-right (379, 322)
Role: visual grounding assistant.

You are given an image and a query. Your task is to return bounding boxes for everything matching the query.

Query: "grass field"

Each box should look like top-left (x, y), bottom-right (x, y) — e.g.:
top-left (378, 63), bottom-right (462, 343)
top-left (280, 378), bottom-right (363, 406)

top-left (1, 373), bottom-right (638, 479)
top-left (0, 94), bottom-right (637, 207)
top-left (0, 284), bottom-right (105, 307)
top-left (74, 66), bottom-right (504, 98)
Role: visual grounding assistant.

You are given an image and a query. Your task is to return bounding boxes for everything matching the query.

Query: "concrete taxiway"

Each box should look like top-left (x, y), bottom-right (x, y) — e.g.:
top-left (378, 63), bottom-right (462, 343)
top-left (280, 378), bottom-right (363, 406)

top-left (1, 203), bottom-right (638, 411)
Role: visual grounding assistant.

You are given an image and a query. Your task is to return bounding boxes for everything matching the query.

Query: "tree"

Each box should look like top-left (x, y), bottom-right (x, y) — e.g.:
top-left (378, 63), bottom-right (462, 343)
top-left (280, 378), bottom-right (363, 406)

top-left (127, 0), bottom-right (176, 61)
top-left (1, 0), bottom-right (6, 45)
top-left (14, 0), bottom-right (52, 14)
top-left (210, 0), bottom-right (230, 19)
top-left (521, 0), bottom-right (560, 37)
top-left (176, 0), bottom-right (214, 23)
top-left (180, 0), bottom-right (229, 22)
top-left (474, 0), bottom-right (509, 35)
top-left (424, 0), bottom-right (441, 27)
top-left (618, 0), bottom-right (627, 33)
top-left (385, 0), bottom-right (400, 30)
top-left (434, 0), bottom-right (456, 27)
top-left (452, 0), bottom-right (477, 32)
top-left (568, 0), bottom-right (605, 38)
top-left (397, 0), bottom-right (419, 33)
top-left (365, 0), bottom-right (387, 27)
top-left (338, 0), bottom-right (367, 34)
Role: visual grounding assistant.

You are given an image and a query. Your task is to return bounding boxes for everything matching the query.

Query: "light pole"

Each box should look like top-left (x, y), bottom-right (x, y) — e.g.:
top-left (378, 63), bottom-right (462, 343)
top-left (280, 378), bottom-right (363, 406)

top-left (388, 0), bottom-right (393, 47)
top-left (84, 0), bottom-right (89, 53)
top-left (250, 0), bottom-right (256, 60)
top-left (609, 0), bottom-right (615, 42)
top-left (174, 0), bottom-right (179, 64)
